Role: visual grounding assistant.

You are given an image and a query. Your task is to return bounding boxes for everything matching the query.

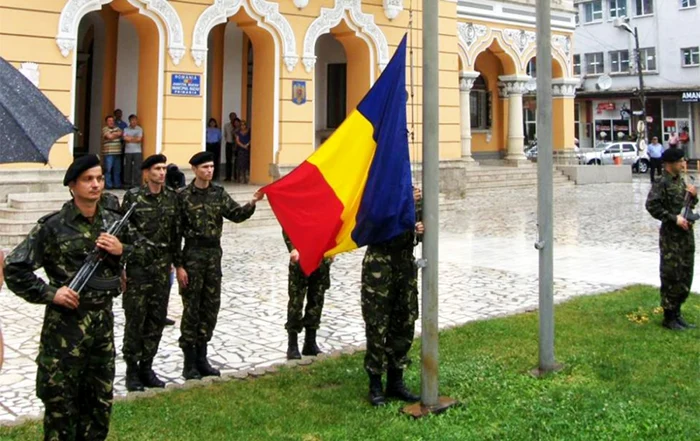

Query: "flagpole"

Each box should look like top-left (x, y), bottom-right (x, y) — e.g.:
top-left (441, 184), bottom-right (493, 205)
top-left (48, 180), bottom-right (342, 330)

top-left (403, 0), bottom-right (457, 418)
top-left (533, 0), bottom-right (561, 376)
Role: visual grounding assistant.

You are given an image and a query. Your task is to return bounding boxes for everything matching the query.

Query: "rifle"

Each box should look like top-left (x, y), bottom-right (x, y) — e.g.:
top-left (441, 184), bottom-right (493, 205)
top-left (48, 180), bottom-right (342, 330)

top-left (68, 203), bottom-right (137, 294)
top-left (682, 176), bottom-right (700, 223)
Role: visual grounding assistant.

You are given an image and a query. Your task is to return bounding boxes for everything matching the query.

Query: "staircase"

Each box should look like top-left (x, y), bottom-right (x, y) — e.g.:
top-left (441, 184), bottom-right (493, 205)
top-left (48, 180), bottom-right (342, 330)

top-left (462, 165), bottom-right (573, 193)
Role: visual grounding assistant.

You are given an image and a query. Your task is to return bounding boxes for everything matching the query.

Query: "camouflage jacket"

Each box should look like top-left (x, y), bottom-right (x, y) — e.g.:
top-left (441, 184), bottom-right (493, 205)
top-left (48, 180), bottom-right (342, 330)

top-left (646, 171), bottom-right (698, 228)
top-left (367, 196), bottom-right (423, 253)
top-left (101, 192), bottom-right (121, 211)
top-left (122, 184), bottom-right (179, 267)
top-left (3, 200), bottom-right (136, 304)
top-left (175, 181), bottom-right (255, 263)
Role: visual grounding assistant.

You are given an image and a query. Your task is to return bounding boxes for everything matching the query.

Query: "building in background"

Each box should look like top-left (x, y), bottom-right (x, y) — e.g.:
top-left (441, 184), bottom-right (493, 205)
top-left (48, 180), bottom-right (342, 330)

top-left (0, 0), bottom-right (577, 183)
top-left (572, 0), bottom-right (700, 158)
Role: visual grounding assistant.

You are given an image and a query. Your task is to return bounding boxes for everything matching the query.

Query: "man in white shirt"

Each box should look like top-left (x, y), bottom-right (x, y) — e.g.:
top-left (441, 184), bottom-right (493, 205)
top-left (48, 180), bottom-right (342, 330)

top-left (647, 136), bottom-right (665, 183)
top-left (123, 115), bottom-right (144, 189)
top-left (223, 112), bottom-right (240, 182)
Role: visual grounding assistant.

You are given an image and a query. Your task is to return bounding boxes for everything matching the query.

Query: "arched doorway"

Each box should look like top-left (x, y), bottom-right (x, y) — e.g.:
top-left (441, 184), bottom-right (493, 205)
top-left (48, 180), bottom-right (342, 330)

top-left (313, 23), bottom-right (372, 149)
top-left (203, 10), bottom-right (277, 184)
top-left (71, 1), bottom-right (164, 164)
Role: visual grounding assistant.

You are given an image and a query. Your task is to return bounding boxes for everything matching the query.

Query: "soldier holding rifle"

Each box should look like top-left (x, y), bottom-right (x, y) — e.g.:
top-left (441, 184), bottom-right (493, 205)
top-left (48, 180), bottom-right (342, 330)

top-left (3, 155), bottom-right (139, 441)
top-left (646, 148), bottom-right (698, 330)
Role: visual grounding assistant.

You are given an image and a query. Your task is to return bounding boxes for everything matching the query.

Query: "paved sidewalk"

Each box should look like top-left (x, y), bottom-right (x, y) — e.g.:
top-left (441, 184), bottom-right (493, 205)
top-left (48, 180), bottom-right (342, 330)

top-left (1, 178), bottom-right (697, 423)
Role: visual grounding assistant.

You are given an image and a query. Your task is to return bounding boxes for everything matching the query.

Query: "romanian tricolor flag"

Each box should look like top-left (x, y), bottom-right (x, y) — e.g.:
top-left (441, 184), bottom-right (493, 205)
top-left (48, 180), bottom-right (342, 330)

top-left (262, 35), bottom-right (415, 276)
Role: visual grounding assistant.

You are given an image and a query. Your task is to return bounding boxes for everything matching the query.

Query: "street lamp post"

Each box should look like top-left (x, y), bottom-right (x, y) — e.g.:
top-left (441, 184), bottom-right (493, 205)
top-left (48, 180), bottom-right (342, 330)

top-left (616, 21), bottom-right (647, 143)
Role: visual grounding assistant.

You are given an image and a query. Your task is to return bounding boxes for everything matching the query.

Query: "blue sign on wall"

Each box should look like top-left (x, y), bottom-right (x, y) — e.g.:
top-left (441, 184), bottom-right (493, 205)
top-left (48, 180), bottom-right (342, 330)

top-left (171, 74), bottom-right (201, 96)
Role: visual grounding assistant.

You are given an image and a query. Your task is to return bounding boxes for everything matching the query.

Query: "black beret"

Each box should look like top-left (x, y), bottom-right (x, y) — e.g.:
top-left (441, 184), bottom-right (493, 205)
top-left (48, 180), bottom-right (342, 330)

top-left (141, 154), bottom-right (167, 170)
top-left (661, 148), bottom-right (685, 163)
top-left (64, 154), bottom-right (101, 186)
top-left (189, 151), bottom-right (215, 166)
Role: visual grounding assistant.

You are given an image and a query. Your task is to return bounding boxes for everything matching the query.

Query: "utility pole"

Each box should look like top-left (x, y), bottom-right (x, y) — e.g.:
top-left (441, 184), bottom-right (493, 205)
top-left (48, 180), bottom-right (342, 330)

top-left (616, 21), bottom-right (647, 143)
top-left (402, 0), bottom-right (457, 418)
top-left (532, 0), bottom-right (560, 376)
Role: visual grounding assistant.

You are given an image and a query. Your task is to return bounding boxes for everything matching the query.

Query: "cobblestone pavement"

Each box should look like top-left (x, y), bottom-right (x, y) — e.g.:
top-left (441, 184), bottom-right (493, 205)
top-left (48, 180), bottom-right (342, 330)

top-left (1, 178), bottom-right (698, 423)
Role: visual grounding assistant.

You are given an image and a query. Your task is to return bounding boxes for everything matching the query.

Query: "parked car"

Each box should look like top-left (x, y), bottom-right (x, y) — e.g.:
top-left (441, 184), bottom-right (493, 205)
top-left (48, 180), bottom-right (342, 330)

top-left (577, 142), bottom-right (649, 173)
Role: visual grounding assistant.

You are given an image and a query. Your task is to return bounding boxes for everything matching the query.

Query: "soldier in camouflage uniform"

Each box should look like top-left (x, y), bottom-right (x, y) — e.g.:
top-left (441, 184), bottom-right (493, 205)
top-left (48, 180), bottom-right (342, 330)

top-left (361, 187), bottom-right (423, 407)
top-left (121, 154), bottom-right (179, 391)
top-left (283, 230), bottom-right (332, 359)
top-left (175, 151), bottom-right (262, 379)
top-left (646, 148), bottom-right (697, 330)
top-left (3, 155), bottom-right (137, 441)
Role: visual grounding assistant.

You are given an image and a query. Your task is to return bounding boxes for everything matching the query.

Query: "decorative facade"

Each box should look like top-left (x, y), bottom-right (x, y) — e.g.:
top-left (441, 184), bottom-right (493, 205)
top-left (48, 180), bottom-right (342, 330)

top-left (0, 0), bottom-right (577, 183)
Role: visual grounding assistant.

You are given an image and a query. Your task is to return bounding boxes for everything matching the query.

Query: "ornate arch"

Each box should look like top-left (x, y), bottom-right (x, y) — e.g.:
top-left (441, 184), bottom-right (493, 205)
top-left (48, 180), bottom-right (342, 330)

top-left (56, 0), bottom-right (186, 65)
top-left (191, 0), bottom-right (298, 71)
top-left (302, 0), bottom-right (390, 73)
top-left (456, 22), bottom-right (491, 69)
top-left (500, 28), bottom-right (537, 72)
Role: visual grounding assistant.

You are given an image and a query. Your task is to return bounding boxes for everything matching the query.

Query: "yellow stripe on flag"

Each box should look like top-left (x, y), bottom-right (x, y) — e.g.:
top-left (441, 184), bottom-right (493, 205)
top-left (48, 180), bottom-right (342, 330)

top-left (306, 110), bottom-right (377, 256)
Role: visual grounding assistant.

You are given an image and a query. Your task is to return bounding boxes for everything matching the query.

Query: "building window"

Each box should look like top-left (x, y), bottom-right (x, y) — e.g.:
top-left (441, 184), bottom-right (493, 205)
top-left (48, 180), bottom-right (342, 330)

top-left (527, 58), bottom-right (537, 78)
top-left (610, 50), bottom-right (630, 73)
top-left (583, 1), bottom-right (604, 22)
top-left (574, 54), bottom-right (582, 76)
top-left (634, 0), bottom-right (654, 15)
top-left (470, 76), bottom-right (491, 130)
top-left (681, 0), bottom-right (697, 8)
top-left (609, 0), bottom-right (628, 18)
top-left (326, 63), bottom-right (347, 129)
top-left (639, 47), bottom-right (657, 72)
top-left (682, 47), bottom-right (700, 66)
top-left (585, 52), bottom-right (605, 75)
top-left (523, 99), bottom-right (537, 142)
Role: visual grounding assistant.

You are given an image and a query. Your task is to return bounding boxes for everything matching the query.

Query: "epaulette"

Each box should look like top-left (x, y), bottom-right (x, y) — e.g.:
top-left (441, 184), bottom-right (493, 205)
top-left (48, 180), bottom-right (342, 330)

top-left (37, 211), bottom-right (60, 224)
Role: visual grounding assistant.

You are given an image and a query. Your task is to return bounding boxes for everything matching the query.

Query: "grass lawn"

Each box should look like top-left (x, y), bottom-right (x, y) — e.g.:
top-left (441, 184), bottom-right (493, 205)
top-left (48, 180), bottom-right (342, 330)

top-left (1, 286), bottom-right (699, 441)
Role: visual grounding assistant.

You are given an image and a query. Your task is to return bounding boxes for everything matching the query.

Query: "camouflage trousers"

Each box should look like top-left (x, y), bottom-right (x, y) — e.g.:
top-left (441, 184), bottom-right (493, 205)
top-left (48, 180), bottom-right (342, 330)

top-left (36, 303), bottom-right (115, 441)
top-left (122, 262), bottom-right (171, 363)
top-left (178, 247), bottom-right (222, 348)
top-left (659, 227), bottom-right (695, 311)
top-left (285, 260), bottom-right (331, 333)
top-left (361, 248), bottom-right (418, 375)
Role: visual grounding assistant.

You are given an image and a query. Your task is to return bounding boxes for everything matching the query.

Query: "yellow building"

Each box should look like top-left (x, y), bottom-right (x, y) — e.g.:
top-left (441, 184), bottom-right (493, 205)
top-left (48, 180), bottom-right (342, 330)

top-left (0, 0), bottom-right (577, 185)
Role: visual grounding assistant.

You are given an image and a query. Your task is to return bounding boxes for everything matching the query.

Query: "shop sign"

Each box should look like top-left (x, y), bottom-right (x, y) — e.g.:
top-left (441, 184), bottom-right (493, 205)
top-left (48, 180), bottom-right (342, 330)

top-left (597, 102), bottom-right (616, 112)
top-left (171, 74), bottom-right (201, 96)
top-left (681, 91), bottom-right (700, 103)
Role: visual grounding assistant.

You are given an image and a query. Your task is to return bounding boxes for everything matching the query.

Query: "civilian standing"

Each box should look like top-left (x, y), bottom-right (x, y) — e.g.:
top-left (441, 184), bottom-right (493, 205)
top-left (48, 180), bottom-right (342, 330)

top-left (102, 115), bottom-right (123, 189)
top-left (205, 118), bottom-right (223, 181)
top-left (647, 136), bottom-right (665, 183)
top-left (235, 121), bottom-right (251, 183)
top-left (123, 114), bottom-right (144, 189)
top-left (223, 112), bottom-right (241, 182)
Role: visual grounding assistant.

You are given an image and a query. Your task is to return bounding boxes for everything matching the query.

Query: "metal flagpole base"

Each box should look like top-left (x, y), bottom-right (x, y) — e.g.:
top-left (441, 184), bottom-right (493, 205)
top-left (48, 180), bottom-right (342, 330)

top-left (401, 397), bottom-right (459, 418)
top-left (529, 363), bottom-right (564, 378)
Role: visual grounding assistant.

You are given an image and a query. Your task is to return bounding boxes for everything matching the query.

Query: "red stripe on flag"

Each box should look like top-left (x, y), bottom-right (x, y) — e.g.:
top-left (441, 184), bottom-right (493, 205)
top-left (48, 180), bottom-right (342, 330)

top-left (262, 161), bottom-right (345, 276)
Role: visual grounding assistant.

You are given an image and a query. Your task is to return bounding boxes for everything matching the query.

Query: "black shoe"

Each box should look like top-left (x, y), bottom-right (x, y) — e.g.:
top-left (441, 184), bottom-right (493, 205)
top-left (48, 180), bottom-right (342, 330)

top-left (196, 344), bottom-right (221, 377)
top-left (662, 310), bottom-right (686, 331)
top-left (125, 362), bottom-right (145, 392)
top-left (139, 359), bottom-right (166, 388)
top-left (676, 309), bottom-right (696, 329)
top-left (368, 373), bottom-right (386, 407)
top-left (301, 329), bottom-right (322, 356)
top-left (164, 318), bottom-right (176, 326)
top-left (286, 332), bottom-right (302, 360)
top-left (182, 346), bottom-right (202, 380)
top-left (385, 368), bottom-right (420, 402)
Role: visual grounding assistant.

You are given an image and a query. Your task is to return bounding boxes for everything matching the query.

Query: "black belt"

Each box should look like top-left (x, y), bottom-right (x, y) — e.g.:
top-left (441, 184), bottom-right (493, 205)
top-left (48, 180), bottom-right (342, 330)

top-left (85, 275), bottom-right (121, 291)
top-left (185, 238), bottom-right (221, 248)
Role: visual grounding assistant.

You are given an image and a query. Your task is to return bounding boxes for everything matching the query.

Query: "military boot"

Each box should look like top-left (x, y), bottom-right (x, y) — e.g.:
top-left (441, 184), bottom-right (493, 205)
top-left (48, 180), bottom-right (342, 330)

top-left (301, 328), bottom-right (322, 356)
top-left (139, 359), bottom-right (166, 388)
top-left (676, 308), bottom-right (696, 329)
top-left (286, 332), bottom-right (301, 360)
top-left (182, 346), bottom-right (202, 380)
top-left (368, 373), bottom-right (386, 407)
top-left (196, 344), bottom-right (221, 377)
top-left (125, 361), bottom-right (145, 392)
top-left (662, 309), bottom-right (685, 331)
top-left (385, 368), bottom-right (420, 402)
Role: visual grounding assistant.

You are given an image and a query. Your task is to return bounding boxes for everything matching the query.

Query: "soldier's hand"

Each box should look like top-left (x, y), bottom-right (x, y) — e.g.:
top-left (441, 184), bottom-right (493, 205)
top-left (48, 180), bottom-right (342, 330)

top-left (413, 187), bottom-right (422, 202)
top-left (415, 221), bottom-right (425, 235)
top-left (176, 267), bottom-right (189, 288)
top-left (251, 191), bottom-right (264, 205)
top-left (53, 286), bottom-right (79, 310)
top-left (290, 249), bottom-right (300, 263)
top-left (687, 184), bottom-right (697, 197)
top-left (96, 233), bottom-right (123, 256)
top-left (677, 215), bottom-right (690, 231)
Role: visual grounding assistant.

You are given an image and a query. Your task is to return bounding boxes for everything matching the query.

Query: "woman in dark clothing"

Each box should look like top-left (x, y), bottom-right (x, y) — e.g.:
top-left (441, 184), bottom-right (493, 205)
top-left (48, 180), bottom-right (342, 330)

top-left (205, 118), bottom-right (222, 180)
top-left (235, 120), bottom-right (251, 183)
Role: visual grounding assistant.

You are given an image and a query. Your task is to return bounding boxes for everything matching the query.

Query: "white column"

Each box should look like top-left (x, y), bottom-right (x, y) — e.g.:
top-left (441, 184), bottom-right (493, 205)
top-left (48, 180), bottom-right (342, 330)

top-left (459, 71), bottom-right (480, 163)
top-left (499, 75), bottom-right (530, 163)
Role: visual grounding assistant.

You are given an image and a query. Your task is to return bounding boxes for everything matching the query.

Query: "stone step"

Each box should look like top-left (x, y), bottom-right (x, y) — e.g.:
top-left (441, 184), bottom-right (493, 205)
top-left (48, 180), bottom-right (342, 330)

top-left (463, 177), bottom-right (572, 192)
